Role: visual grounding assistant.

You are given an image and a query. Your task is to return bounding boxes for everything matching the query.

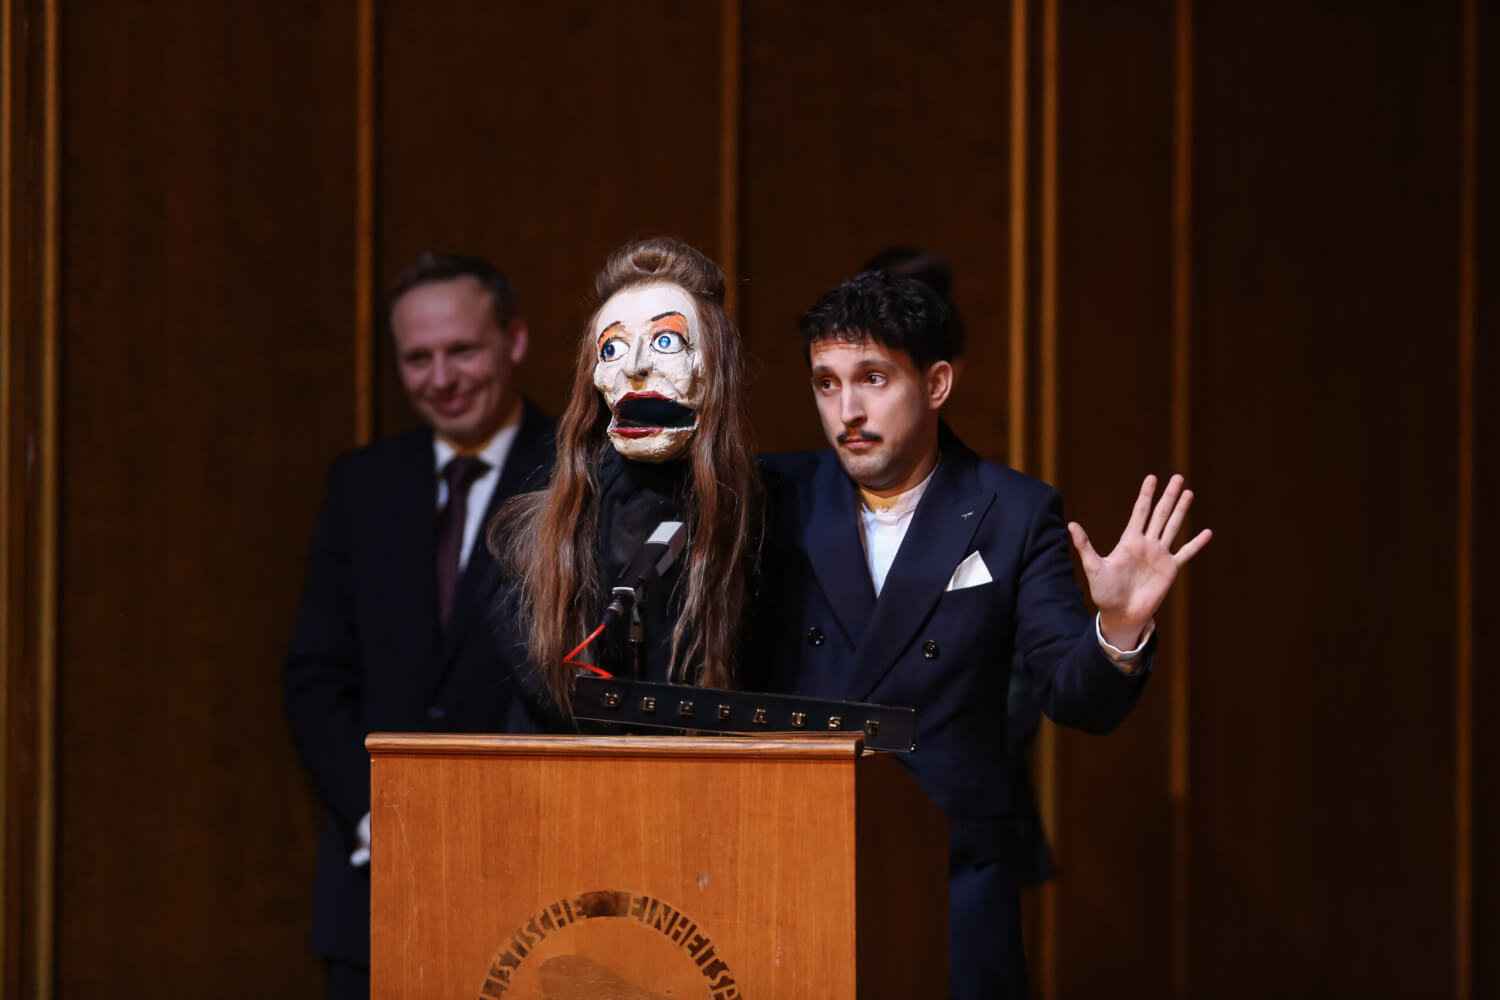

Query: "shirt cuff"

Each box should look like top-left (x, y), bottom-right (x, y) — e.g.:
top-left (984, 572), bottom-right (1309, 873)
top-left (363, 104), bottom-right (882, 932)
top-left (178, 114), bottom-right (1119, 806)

top-left (1095, 613), bottom-right (1155, 674)
top-left (349, 811), bottom-right (371, 867)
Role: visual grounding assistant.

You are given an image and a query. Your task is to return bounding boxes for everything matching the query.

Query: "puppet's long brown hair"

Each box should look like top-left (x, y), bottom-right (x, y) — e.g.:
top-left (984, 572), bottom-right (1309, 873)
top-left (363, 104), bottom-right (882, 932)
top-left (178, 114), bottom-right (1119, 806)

top-left (491, 238), bottom-right (761, 712)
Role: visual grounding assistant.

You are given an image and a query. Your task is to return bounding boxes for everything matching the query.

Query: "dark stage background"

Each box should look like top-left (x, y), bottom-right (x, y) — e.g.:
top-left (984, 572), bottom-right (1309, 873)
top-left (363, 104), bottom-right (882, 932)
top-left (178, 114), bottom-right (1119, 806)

top-left (3, 1), bottom-right (1493, 996)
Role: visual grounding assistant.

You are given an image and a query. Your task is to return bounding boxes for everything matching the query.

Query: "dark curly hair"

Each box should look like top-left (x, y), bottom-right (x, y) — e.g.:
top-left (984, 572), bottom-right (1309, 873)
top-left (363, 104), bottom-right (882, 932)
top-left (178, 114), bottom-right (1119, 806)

top-left (861, 245), bottom-right (967, 351)
top-left (797, 269), bottom-right (961, 370)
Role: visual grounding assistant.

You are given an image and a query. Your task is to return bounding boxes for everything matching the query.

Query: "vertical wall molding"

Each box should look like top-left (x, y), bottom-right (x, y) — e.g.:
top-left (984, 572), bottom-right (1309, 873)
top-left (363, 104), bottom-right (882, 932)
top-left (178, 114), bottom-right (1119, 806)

top-left (1454, 0), bottom-right (1477, 996)
top-left (37, 7), bottom-right (58, 993)
top-left (717, 0), bottom-right (741, 315)
top-left (0, 0), bottom-right (18, 987)
top-left (1169, 0), bottom-right (1194, 994)
top-left (0, 0), bottom-right (59, 994)
top-left (1036, 0), bottom-right (1060, 994)
top-left (1039, 0), bottom-right (1059, 489)
top-left (354, 0), bottom-right (376, 446)
top-left (1007, 0), bottom-right (1030, 476)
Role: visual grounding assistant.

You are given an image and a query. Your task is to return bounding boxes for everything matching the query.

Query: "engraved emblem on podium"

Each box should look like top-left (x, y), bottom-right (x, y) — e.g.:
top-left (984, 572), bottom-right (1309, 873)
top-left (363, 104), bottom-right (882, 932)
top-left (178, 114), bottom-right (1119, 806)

top-left (479, 889), bottom-right (742, 1000)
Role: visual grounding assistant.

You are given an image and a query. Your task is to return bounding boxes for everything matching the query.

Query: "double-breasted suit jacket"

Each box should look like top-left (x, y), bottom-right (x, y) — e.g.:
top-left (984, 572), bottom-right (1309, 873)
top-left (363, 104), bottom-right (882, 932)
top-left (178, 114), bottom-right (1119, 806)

top-left (753, 425), bottom-right (1151, 996)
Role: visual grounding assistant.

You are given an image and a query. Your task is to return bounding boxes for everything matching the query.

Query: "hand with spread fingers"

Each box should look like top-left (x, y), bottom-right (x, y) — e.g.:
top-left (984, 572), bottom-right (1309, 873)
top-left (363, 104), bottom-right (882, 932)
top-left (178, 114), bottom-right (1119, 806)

top-left (1067, 474), bottom-right (1212, 651)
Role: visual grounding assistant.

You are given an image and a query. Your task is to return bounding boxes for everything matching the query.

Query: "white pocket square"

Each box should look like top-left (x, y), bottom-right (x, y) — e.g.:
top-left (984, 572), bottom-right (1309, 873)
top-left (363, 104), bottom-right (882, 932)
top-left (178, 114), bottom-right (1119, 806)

top-left (945, 550), bottom-right (993, 592)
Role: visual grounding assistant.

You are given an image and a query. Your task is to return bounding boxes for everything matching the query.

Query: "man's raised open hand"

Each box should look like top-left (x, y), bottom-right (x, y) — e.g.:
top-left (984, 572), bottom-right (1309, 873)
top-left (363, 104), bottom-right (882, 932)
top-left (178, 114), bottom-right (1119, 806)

top-left (1067, 474), bottom-right (1212, 651)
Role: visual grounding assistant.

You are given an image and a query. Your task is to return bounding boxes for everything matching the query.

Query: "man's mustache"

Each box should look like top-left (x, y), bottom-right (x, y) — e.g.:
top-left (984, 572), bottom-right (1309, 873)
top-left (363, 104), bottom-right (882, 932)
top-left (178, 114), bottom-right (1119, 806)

top-left (837, 429), bottom-right (883, 445)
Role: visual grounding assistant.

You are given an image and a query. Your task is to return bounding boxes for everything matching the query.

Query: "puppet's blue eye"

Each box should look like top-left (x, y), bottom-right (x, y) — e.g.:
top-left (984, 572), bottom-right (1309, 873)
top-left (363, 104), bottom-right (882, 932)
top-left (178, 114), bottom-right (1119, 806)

top-left (652, 331), bottom-right (685, 354)
top-left (599, 339), bottom-right (624, 361)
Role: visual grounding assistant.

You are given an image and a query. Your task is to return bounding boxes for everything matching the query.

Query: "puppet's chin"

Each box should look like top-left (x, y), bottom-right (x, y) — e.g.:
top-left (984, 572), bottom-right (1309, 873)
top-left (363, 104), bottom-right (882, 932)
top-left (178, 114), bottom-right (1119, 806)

top-left (607, 422), bottom-right (695, 463)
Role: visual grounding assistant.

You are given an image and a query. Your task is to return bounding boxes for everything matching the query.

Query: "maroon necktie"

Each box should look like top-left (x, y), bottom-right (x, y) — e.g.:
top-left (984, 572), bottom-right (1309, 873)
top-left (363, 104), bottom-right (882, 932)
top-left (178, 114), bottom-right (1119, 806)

top-left (435, 455), bottom-right (490, 628)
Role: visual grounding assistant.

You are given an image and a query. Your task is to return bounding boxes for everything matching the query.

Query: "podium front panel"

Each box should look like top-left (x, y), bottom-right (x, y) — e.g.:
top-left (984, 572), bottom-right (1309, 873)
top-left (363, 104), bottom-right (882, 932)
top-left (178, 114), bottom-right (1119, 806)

top-left (368, 733), bottom-right (946, 998)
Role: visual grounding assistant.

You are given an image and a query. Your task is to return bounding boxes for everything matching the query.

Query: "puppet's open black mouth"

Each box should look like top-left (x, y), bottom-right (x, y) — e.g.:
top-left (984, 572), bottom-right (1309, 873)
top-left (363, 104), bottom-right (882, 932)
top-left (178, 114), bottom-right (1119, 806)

top-left (613, 393), bottom-right (696, 429)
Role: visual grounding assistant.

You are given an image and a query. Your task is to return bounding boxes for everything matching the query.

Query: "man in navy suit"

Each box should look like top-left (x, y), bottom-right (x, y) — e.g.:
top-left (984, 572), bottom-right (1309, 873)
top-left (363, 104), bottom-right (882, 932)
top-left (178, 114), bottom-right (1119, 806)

top-left (285, 254), bottom-right (556, 999)
top-left (755, 270), bottom-right (1210, 998)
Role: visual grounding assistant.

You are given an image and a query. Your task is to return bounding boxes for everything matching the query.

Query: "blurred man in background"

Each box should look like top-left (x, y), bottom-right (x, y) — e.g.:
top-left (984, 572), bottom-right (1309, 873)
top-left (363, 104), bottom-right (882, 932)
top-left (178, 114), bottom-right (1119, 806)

top-left (285, 253), bottom-right (556, 998)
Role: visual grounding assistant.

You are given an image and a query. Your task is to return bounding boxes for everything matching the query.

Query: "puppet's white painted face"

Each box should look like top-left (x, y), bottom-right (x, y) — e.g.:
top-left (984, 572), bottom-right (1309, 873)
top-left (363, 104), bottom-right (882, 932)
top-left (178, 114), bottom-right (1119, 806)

top-left (592, 282), bottom-right (705, 462)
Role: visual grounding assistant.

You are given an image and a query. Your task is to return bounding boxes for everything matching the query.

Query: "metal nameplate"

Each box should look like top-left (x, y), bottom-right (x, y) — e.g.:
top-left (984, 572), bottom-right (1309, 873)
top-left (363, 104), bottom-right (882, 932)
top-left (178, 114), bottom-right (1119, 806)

top-left (573, 677), bottom-right (917, 753)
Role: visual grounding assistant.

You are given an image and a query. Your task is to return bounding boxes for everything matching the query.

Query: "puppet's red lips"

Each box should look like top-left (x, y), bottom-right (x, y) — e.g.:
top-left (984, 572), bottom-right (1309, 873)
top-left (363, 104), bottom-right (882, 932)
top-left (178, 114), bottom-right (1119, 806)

top-left (612, 392), bottom-right (696, 431)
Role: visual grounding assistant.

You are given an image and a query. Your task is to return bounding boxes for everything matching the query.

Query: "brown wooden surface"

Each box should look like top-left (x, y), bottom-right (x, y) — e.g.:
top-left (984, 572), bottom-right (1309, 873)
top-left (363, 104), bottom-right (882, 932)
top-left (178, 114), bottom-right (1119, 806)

top-left (369, 732), bottom-right (875, 759)
top-left (739, 0), bottom-right (1015, 457)
top-left (1184, 4), bottom-right (1463, 994)
top-left (1048, 1), bottom-right (1178, 993)
top-left (369, 735), bottom-right (946, 998)
top-left (51, 2), bottom-right (359, 994)
top-left (855, 751), bottom-right (951, 997)
top-left (372, 0), bottom-right (728, 439)
top-left (1467, 6), bottom-right (1495, 998)
top-left (2, 0), bottom-right (59, 994)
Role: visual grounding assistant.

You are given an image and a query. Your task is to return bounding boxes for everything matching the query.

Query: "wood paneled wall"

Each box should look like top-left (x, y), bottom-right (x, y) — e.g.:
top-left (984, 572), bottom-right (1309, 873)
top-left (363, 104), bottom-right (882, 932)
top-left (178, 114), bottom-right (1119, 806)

top-left (1187, 5), bottom-right (1463, 992)
top-left (0, 1), bottom-right (1489, 996)
top-left (1048, 2), bottom-right (1489, 997)
top-left (3, 1), bottom-right (60, 995)
top-left (738, 0), bottom-right (1016, 456)
top-left (1474, 8), bottom-right (1497, 996)
top-left (51, 1), bottom-right (361, 993)
top-left (371, 0), bottom-right (731, 437)
top-left (1048, 3), bottom-right (1180, 991)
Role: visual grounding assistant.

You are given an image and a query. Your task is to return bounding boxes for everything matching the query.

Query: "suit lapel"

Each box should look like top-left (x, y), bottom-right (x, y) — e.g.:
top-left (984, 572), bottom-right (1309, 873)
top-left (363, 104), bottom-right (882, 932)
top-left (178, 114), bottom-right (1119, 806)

top-left (845, 441), bottom-right (995, 701)
top-left (383, 427), bottom-right (442, 691)
top-left (796, 453), bottom-right (876, 657)
top-left (430, 403), bottom-right (556, 688)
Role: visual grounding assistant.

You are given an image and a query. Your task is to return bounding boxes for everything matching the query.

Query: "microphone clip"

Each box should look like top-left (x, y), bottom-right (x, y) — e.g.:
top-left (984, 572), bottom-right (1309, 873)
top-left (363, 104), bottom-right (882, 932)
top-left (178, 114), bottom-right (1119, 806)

top-left (600, 520), bottom-right (687, 629)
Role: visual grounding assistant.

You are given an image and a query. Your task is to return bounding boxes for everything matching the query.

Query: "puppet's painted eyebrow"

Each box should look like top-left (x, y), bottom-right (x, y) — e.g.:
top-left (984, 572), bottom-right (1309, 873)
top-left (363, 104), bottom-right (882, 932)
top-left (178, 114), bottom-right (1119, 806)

top-left (650, 311), bottom-right (686, 323)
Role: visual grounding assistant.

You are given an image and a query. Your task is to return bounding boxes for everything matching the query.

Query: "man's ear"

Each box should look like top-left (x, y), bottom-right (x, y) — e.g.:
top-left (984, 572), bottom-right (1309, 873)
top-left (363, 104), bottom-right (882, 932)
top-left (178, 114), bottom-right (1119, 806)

top-left (926, 359), bottom-right (954, 410)
top-left (506, 318), bottom-right (530, 364)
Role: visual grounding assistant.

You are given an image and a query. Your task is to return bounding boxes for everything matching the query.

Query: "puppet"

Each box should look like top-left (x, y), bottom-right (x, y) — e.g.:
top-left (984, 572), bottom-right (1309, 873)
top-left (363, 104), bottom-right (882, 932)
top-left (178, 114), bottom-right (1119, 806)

top-left (491, 237), bottom-right (761, 713)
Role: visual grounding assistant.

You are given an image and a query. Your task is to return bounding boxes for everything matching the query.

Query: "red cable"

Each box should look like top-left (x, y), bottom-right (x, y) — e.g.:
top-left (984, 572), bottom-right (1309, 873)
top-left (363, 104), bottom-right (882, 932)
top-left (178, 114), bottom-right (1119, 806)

top-left (563, 623), bottom-right (613, 677)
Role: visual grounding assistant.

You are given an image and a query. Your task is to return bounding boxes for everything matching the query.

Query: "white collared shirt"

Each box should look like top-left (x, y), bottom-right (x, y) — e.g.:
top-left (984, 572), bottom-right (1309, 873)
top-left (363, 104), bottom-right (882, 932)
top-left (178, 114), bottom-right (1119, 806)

top-left (857, 469), bottom-right (937, 597)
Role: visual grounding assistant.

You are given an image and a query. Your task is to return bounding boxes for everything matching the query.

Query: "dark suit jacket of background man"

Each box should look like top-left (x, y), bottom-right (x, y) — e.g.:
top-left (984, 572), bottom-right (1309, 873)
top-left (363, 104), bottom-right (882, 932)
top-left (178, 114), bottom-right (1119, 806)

top-left (753, 424), bottom-right (1151, 997)
top-left (284, 401), bottom-right (556, 966)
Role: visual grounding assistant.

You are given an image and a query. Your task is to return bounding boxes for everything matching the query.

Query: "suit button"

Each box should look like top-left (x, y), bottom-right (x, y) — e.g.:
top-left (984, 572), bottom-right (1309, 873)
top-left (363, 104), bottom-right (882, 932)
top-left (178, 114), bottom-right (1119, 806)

top-left (426, 706), bottom-right (446, 720)
top-left (922, 641), bottom-right (939, 660)
top-left (807, 627), bottom-right (826, 647)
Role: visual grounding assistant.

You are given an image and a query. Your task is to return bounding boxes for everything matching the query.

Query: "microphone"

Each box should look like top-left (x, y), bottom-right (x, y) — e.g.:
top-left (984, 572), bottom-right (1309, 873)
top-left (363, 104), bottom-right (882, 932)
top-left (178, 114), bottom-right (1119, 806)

top-left (601, 521), bottom-right (687, 628)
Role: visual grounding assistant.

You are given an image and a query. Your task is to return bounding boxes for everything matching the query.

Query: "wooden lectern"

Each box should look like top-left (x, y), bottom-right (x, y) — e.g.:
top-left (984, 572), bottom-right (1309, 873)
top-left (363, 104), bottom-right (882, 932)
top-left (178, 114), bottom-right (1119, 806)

top-left (367, 733), bottom-right (948, 998)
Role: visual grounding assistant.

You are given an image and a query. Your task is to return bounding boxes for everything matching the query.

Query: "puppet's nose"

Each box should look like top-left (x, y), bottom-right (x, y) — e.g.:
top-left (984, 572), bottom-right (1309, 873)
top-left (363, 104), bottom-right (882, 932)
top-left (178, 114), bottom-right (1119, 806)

top-left (625, 337), bottom-right (653, 378)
